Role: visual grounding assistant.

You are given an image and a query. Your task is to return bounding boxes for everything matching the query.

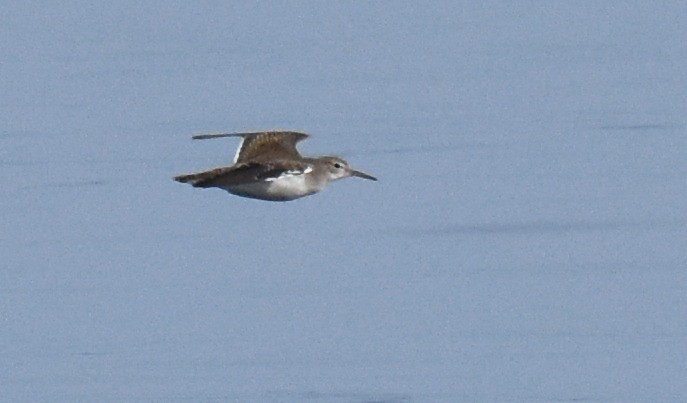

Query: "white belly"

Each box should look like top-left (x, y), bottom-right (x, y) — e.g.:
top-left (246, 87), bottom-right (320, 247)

top-left (225, 175), bottom-right (318, 201)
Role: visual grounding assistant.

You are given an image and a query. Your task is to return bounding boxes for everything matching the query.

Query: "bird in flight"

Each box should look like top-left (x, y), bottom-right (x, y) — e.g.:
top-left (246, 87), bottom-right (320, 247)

top-left (174, 130), bottom-right (377, 201)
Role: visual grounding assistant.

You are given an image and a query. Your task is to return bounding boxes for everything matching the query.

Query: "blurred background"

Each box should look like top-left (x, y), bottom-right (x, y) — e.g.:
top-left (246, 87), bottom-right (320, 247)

top-left (2, 2), bottom-right (686, 401)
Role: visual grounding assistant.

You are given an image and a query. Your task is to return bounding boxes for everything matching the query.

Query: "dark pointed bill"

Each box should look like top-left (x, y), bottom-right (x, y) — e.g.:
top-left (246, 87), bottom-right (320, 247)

top-left (349, 169), bottom-right (377, 181)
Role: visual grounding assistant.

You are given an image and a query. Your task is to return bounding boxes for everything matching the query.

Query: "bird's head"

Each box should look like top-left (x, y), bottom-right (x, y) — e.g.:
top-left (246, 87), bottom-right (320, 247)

top-left (319, 156), bottom-right (377, 182)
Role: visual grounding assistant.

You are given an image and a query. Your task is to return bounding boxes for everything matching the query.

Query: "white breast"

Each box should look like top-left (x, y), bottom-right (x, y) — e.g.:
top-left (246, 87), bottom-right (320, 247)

top-left (224, 169), bottom-right (319, 201)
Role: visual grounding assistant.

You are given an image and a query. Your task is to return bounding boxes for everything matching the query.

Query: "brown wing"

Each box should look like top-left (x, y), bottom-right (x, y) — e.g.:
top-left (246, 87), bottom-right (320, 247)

top-left (173, 160), bottom-right (312, 189)
top-left (236, 131), bottom-right (309, 163)
top-left (192, 131), bottom-right (309, 163)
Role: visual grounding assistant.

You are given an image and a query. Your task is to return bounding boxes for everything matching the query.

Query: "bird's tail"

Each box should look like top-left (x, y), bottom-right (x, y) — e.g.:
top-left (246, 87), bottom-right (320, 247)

top-left (174, 172), bottom-right (210, 187)
top-left (173, 167), bottom-right (231, 188)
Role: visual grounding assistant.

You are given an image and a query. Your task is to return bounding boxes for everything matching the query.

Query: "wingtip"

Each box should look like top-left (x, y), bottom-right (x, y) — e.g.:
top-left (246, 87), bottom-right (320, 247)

top-left (192, 130), bottom-right (310, 140)
top-left (192, 133), bottom-right (237, 140)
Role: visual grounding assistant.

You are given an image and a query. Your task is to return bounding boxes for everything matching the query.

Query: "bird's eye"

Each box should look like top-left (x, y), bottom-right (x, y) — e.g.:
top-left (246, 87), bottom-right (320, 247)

top-left (334, 163), bottom-right (342, 169)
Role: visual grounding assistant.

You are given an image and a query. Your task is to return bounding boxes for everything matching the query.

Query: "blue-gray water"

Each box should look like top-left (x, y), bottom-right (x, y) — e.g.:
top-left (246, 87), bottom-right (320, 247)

top-left (2, 2), bottom-right (686, 401)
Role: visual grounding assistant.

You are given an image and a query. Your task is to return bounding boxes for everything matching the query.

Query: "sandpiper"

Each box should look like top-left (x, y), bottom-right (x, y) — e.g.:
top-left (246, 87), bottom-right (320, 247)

top-left (174, 130), bottom-right (377, 201)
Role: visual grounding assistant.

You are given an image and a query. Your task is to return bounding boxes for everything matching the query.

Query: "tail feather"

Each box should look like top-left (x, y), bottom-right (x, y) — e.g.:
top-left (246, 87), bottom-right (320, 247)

top-left (174, 168), bottom-right (231, 188)
top-left (173, 172), bottom-right (203, 186)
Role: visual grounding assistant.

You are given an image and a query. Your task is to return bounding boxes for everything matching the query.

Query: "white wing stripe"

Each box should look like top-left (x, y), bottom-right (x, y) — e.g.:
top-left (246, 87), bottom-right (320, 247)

top-left (233, 138), bottom-right (245, 163)
top-left (264, 166), bottom-right (313, 182)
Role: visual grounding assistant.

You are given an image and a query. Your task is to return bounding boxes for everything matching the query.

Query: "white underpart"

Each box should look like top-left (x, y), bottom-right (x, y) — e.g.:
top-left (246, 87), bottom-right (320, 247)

top-left (227, 172), bottom-right (315, 201)
top-left (265, 172), bottom-right (314, 198)
top-left (223, 164), bottom-right (318, 201)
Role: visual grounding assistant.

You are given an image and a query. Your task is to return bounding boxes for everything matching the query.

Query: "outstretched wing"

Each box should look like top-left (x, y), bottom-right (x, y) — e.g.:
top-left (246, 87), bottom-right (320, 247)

top-left (192, 131), bottom-right (309, 163)
top-left (173, 160), bottom-right (312, 189)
